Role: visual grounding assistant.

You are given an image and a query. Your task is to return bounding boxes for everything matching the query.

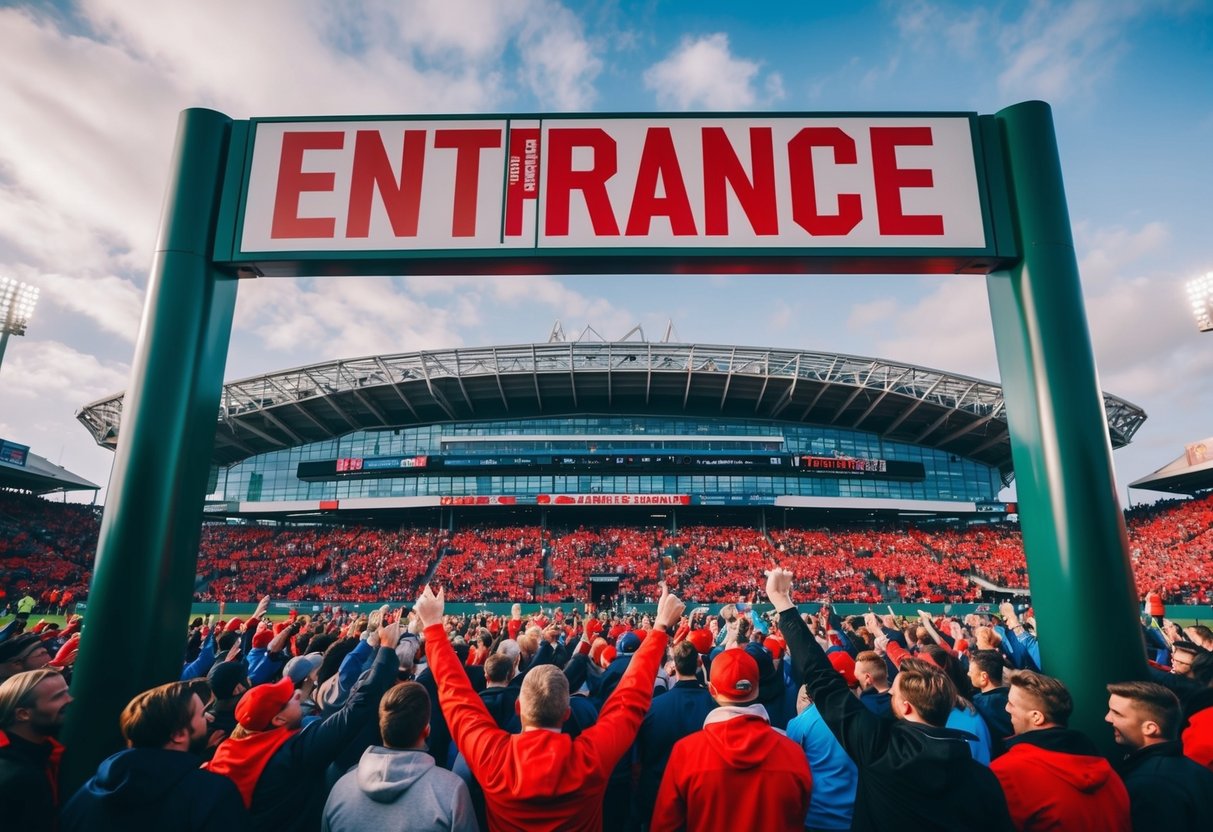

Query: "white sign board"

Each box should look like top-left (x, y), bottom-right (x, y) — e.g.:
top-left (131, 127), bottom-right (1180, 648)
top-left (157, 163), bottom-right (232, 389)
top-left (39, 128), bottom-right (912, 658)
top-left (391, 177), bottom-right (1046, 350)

top-left (233, 115), bottom-right (994, 266)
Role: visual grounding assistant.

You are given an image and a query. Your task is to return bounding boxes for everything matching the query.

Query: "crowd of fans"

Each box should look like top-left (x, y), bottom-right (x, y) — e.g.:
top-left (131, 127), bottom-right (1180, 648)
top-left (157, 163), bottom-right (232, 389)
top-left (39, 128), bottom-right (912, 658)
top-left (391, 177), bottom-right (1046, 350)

top-left (3, 566), bottom-right (1212, 831)
top-left (5, 493), bottom-right (1213, 612)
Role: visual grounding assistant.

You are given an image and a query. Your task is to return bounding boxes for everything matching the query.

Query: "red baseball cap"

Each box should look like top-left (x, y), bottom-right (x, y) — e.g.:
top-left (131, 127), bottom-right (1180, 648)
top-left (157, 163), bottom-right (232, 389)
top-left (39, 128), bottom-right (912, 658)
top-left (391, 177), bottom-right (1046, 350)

top-left (710, 648), bottom-right (760, 701)
top-left (235, 678), bottom-right (295, 731)
top-left (828, 651), bottom-right (858, 687)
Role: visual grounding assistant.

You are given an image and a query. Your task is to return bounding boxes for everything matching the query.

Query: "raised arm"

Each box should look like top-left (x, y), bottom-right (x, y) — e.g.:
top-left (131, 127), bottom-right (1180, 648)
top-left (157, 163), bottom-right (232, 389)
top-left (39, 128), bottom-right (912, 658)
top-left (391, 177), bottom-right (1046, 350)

top-left (767, 567), bottom-right (890, 764)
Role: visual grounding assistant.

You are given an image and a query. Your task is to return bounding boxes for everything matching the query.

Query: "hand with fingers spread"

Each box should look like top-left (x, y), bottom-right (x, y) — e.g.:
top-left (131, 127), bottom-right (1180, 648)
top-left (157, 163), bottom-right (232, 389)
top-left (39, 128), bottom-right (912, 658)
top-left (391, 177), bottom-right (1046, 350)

top-left (415, 585), bottom-right (446, 628)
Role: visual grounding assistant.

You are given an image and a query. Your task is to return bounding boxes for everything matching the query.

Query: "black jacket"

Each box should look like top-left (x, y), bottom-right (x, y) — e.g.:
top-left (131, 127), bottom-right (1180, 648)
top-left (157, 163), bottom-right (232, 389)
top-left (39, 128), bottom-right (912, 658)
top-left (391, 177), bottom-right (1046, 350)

top-left (1116, 740), bottom-right (1213, 832)
top-left (246, 646), bottom-right (398, 831)
top-left (479, 684), bottom-right (521, 729)
top-left (61, 747), bottom-right (247, 832)
top-left (779, 608), bottom-right (1014, 832)
top-left (0, 730), bottom-right (59, 832)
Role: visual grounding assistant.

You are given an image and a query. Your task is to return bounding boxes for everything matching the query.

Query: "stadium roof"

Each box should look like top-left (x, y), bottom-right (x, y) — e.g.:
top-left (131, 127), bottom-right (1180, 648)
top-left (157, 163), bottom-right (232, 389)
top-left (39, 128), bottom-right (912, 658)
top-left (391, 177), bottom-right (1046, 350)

top-left (0, 448), bottom-right (100, 495)
top-left (1129, 438), bottom-right (1213, 495)
top-left (76, 341), bottom-right (1147, 480)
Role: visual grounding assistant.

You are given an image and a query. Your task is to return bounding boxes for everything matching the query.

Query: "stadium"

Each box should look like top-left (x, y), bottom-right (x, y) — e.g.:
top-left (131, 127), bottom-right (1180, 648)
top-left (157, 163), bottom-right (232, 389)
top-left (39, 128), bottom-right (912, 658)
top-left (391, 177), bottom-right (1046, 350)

top-left (76, 335), bottom-right (1148, 522)
top-left (40, 333), bottom-right (1198, 610)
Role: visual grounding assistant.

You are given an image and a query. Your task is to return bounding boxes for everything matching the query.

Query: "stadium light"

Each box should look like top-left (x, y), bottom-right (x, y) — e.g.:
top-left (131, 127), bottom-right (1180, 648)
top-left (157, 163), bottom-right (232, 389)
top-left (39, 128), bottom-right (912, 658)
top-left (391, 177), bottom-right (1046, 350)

top-left (0, 276), bottom-right (40, 373)
top-left (1186, 272), bottom-right (1213, 332)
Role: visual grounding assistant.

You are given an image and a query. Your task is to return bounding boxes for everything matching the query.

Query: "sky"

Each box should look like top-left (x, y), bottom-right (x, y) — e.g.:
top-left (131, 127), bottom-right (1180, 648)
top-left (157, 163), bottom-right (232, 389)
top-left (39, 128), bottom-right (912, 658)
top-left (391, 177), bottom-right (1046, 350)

top-left (0, 0), bottom-right (1210, 506)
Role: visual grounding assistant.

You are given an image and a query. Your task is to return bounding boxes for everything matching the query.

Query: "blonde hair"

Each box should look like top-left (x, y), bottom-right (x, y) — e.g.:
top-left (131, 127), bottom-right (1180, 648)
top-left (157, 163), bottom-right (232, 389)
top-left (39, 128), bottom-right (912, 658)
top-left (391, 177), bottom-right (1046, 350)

top-left (519, 665), bottom-right (569, 728)
top-left (0, 669), bottom-right (61, 728)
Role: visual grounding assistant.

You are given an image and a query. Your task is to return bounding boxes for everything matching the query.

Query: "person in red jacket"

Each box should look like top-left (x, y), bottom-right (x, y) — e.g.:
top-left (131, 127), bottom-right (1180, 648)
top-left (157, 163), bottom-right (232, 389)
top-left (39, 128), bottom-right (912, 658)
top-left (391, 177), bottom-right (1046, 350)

top-left (417, 582), bottom-right (685, 832)
top-left (992, 670), bottom-right (1130, 831)
top-left (650, 646), bottom-right (812, 831)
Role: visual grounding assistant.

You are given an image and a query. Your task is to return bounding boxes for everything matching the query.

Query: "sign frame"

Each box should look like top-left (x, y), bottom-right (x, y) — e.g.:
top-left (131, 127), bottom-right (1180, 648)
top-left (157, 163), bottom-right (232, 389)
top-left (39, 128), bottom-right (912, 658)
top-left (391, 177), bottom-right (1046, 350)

top-left (63, 102), bottom-right (1145, 789)
top-left (214, 111), bottom-right (1019, 278)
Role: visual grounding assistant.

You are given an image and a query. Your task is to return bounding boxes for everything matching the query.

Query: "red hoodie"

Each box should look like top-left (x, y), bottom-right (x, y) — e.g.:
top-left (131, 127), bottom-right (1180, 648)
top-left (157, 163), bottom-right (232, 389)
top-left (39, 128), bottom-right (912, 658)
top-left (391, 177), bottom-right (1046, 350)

top-left (651, 704), bottom-right (811, 831)
top-left (427, 620), bottom-right (666, 832)
top-left (991, 730), bottom-right (1130, 831)
top-left (203, 727), bottom-right (294, 807)
top-left (1183, 706), bottom-right (1213, 769)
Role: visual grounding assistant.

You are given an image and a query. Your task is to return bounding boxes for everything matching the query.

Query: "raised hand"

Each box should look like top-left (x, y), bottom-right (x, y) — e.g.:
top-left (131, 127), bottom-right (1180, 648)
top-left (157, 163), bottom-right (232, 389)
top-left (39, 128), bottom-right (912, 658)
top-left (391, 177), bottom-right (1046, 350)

top-left (654, 582), bottom-right (686, 630)
top-left (378, 619), bottom-right (402, 651)
top-left (764, 567), bottom-right (794, 611)
top-left (415, 585), bottom-right (445, 628)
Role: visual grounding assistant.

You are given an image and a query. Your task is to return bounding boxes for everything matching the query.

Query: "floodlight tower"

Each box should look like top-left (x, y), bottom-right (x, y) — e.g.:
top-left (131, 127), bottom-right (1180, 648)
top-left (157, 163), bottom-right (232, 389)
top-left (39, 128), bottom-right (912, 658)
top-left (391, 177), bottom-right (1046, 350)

top-left (0, 276), bottom-right (40, 374)
top-left (1186, 272), bottom-right (1213, 332)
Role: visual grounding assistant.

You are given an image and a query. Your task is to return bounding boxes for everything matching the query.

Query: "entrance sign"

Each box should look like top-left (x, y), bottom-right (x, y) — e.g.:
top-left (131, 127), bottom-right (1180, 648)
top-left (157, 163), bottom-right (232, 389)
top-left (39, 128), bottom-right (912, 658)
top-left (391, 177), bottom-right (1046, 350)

top-left (63, 102), bottom-right (1146, 789)
top-left (227, 114), bottom-right (1010, 275)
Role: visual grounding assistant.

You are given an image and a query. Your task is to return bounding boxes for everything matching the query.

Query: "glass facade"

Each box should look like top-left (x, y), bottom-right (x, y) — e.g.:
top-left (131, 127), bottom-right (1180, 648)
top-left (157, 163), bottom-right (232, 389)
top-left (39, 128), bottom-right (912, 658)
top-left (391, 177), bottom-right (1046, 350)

top-left (208, 415), bottom-right (1002, 504)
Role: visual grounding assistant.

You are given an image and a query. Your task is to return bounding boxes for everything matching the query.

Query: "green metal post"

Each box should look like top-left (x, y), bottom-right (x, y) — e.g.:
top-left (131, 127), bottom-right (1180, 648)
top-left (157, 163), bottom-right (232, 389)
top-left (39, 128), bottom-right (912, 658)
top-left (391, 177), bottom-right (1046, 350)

top-left (986, 101), bottom-right (1146, 757)
top-left (61, 108), bottom-right (237, 790)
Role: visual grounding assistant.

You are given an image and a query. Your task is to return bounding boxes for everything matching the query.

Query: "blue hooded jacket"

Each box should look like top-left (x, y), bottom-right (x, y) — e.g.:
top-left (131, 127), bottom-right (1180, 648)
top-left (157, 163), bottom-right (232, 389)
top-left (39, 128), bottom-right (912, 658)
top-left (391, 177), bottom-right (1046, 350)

top-left (61, 747), bottom-right (247, 832)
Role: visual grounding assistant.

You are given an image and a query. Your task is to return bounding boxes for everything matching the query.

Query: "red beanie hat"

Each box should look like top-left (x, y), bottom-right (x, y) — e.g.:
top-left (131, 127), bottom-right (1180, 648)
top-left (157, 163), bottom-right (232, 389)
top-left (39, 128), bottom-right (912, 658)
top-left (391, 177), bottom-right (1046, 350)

top-left (252, 629), bottom-right (274, 649)
top-left (687, 628), bottom-right (714, 655)
top-left (225, 617), bottom-right (244, 633)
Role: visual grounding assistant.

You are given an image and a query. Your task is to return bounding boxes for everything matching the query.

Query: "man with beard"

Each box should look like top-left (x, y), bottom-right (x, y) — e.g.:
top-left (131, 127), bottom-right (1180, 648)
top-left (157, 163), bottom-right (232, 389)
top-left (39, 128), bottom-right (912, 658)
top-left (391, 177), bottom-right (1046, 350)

top-left (0, 668), bottom-right (72, 831)
top-left (61, 680), bottom-right (247, 831)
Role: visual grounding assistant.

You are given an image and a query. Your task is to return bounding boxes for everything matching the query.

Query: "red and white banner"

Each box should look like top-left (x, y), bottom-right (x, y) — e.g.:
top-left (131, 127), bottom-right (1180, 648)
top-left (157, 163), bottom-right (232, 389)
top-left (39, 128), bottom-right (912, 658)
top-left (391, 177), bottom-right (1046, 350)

top-left (239, 116), bottom-right (987, 254)
top-left (439, 495), bottom-right (518, 506)
top-left (537, 494), bottom-right (691, 506)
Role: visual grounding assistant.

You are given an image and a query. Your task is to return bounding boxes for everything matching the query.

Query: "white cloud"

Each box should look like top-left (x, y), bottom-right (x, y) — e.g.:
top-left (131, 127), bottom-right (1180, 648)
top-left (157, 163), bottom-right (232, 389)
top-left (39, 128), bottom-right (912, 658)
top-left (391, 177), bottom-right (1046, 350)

top-left (2, 338), bottom-right (130, 403)
top-left (516, 4), bottom-right (603, 110)
top-left (231, 277), bottom-right (465, 363)
top-left (38, 271), bottom-right (145, 343)
top-left (863, 278), bottom-right (998, 378)
top-left (644, 33), bottom-right (783, 111)
top-left (847, 297), bottom-right (900, 331)
top-left (892, 0), bottom-right (1164, 105)
top-left (995, 0), bottom-right (1133, 103)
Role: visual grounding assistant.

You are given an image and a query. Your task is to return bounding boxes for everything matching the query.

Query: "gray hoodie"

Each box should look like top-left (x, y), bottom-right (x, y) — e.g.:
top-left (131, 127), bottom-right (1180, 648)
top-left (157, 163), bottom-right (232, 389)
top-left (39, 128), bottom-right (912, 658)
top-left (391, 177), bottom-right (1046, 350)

top-left (322, 746), bottom-right (476, 832)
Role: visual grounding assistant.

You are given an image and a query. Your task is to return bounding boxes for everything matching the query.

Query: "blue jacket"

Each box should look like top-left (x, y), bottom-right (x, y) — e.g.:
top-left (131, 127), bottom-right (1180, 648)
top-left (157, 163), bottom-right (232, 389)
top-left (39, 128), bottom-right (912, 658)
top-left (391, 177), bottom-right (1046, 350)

top-left (61, 747), bottom-right (247, 832)
top-left (636, 679), bottom-right (717, 816)
top-left (973, 686), bottom-right (1013, 756)
top-left (947, 704), bottom-right (993, 765)
top-left (786, 703), bottom-right (858, 831)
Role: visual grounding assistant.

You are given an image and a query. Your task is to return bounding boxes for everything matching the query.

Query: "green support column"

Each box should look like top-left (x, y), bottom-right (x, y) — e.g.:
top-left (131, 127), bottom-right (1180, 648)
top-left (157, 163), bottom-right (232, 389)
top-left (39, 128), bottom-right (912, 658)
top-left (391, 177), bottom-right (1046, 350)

top-left (987, 101), bottom-right (1146, 757)
top-left (61, 108), bottom-right (237, 790)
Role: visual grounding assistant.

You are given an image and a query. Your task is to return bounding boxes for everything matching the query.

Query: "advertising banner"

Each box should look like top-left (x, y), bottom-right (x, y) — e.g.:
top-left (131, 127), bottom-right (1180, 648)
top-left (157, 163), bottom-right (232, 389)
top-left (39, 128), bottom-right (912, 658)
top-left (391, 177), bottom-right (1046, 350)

top-left (537, 494), bottom-right (691, 506)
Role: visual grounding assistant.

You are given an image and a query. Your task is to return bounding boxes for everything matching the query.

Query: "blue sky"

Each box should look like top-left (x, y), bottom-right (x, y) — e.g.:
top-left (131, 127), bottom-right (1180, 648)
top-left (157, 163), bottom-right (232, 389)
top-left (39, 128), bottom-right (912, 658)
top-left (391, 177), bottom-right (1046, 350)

top-left (0, 0), bottom-right (1210, 504)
